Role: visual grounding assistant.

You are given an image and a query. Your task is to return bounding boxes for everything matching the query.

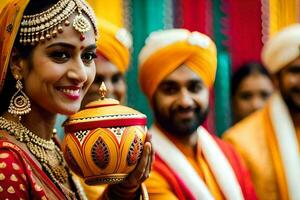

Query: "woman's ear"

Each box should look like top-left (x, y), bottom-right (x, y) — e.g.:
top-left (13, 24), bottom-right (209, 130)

top-left (10, 47), bottom-right (26, 79)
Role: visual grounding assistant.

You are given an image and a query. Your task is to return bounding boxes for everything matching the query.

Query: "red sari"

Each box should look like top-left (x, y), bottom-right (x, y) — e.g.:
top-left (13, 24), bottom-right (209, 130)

top-left (0, 131), bottom-right (81, 200)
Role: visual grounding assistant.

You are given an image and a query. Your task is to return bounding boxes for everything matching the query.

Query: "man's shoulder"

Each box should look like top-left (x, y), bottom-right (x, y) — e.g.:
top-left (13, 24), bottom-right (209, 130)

top-left (223, 109), bottom-right (266, 143)
top-left (222, 107), bottom-right (272, 167)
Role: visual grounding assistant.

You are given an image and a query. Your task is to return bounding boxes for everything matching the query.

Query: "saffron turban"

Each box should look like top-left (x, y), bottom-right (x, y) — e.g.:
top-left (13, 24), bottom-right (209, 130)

top-left (0, 0), bottom-right (29, 93)
top-left (138, 29), bottom-right (217, 100)
top-left (96, 18), bottom-right (132, 74)
top-left (262, 24), bottom-right (300, 74)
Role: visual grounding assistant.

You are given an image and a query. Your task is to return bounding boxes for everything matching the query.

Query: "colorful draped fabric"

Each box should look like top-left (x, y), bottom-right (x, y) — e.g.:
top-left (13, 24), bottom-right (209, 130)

top-left (0, 0), bottom-right (10, 12)
top-left (138, 29), bottom-right (217, 100)
top-left (0, 149), bottom-right (49, 199)
top-left (222, 0), bottom-right (263, 70)
top-left (145, 136), bottom-right (223, 200)
top-left (223, 93), bottom-right (300, 200)
top-left (266, 0), bottom-right (299, 37)
top-left (86, 0), bottom-right (124, 27)
top-left (0, 0), bottom-right (29, 93)
top-left (165, 131), bottom-right (224, 199)
top-left (96, 18), bottom-right (132, 74)
top-left (180, 0), bottom-right (213, 36)
top-left (146, 125), bottom-right (257, 200)
top-left (224, 108), bottom-right (281, 200)
top-left (0, 131), bottom-right (71, 199)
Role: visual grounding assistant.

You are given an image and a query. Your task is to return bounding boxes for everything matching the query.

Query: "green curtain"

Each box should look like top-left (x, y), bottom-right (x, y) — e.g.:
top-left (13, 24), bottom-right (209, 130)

top-left (213, 0), bottom-right (232, 136)
top-left (126, 0), bottom-right (165, 126)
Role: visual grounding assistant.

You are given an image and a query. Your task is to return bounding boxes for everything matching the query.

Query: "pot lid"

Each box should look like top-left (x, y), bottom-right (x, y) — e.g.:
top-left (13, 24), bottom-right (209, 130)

top-left (64, 83), bottom-right (147, 133)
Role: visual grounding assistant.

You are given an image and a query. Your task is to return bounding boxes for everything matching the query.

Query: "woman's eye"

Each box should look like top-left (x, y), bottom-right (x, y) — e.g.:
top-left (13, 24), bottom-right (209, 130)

top-left (239, 92), bottom-right (252, 100)
top-left (49, 51), bottom-right (70, 62)
top-left (82, 52), bottom-right (97, 64)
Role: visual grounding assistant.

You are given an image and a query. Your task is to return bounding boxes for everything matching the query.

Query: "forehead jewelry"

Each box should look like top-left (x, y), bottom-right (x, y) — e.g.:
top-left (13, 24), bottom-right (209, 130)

top-left (19, 0), bottom-right (98, 45)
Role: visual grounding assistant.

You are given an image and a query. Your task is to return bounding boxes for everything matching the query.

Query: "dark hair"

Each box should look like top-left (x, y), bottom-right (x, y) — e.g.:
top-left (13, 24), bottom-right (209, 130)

top-left (231, 62), bottom-right (271, 97)
top-left (0, 0), bottom-right (59, 114)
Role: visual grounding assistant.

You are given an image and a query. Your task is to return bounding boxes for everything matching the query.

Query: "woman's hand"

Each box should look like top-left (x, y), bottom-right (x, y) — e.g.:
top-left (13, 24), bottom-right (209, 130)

top-left (106, 132), bottom-right (154, 199)
top-left (121, 131), bottom-right (154, 188)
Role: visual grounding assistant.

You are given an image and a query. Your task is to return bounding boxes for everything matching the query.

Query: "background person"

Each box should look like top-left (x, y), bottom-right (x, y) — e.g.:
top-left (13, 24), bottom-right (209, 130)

top-left (231, 62), bottom-right (274, 124)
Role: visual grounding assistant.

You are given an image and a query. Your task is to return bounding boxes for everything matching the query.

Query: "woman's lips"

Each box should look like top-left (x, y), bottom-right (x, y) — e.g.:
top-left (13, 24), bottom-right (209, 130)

top-left (57, 86), bottom-right (81, 100)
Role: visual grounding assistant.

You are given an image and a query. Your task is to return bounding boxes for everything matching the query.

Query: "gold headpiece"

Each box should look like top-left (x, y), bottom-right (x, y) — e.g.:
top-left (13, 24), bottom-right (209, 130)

top-left (19, 0), bottom-right (98, 45)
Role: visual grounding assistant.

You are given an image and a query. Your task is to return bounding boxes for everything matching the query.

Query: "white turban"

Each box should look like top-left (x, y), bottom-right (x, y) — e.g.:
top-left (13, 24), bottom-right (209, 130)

top-left (262, 24), bottom-right (300, 73)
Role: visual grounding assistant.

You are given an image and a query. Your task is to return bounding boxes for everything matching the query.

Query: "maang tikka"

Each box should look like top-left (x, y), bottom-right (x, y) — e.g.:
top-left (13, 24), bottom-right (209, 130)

top-left (8, 77), bottom-right (31, 121)
top-left (19, 0), bottom-right (98, 45)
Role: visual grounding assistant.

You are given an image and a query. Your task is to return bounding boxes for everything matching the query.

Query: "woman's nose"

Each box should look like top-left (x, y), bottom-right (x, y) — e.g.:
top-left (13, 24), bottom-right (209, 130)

top-left (67, 60), bottom-right (88, 84)
top-left (250, 96), bottom-right (265, 110)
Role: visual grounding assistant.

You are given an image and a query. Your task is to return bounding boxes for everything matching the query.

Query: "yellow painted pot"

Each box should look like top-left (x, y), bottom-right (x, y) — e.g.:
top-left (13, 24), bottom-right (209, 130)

top-left (62, 84), bottom-right (147, 185)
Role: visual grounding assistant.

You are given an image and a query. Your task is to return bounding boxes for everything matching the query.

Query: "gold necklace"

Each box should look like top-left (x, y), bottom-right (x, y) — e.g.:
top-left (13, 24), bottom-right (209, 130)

top-left (0, 117), bottom-right (68, 184)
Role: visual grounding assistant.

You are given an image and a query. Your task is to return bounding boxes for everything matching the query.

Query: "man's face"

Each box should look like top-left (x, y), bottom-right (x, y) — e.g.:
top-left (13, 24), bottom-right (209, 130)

top-left (277, 57), bottom-right (300, 112)
top-left (81, 54), bottom-right (126, 108)
top-left (152, 65), bottom-right (209, 138)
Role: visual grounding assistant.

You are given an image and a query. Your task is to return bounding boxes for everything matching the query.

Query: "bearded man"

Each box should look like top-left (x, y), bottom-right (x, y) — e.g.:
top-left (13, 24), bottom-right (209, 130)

top-left (138, 29), bottom-right (257, 200)
top-left (223, 24), bottom-right (300, 200)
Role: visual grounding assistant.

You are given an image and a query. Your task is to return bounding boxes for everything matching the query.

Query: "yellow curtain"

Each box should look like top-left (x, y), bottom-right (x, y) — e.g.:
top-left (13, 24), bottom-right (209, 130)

top-left (1, 0), bottom-right (125, 27)
top-left (269, 0), bottom-right (299, 36)
top-left (86, 0), bottom-right (124, 27)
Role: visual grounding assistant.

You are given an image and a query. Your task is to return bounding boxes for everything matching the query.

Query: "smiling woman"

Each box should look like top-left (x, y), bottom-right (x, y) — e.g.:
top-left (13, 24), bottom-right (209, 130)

top-left (0, 0), bottom-right (151, 199)
top-left (0, 0), bottom-right (97, 199)
top-left (25, 37), bottom-right (97, 115)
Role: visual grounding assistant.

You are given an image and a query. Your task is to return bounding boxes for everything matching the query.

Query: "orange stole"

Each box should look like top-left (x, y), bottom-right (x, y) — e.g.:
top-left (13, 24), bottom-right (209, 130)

top-left (223, 103), bottom-right (300, 200)
top-left (198, 154), bottom-right (224, 200)
top-left (223, 109), bottom-right (279, 200)
top-left (167, 133), bottom-right (224, 199)
top-left (149, 132), bottom-right (257, 200)
top-left (264, 106), bottom-right (289, 200)
top-left (153, 156), bottom-right (191, 200)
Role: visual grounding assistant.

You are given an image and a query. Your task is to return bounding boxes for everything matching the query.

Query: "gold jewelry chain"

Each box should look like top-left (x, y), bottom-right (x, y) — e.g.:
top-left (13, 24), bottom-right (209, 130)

top-left (19, 0), bottom-right (98, 45)
top-left (0, 117), bottom-right (68, 184)
top-left (0, 117), bottom-right (55, 149)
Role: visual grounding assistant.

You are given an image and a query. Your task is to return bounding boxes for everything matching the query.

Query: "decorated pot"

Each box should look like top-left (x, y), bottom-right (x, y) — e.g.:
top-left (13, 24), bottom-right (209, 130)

top-left (62, 83), bottom-right (147, 185)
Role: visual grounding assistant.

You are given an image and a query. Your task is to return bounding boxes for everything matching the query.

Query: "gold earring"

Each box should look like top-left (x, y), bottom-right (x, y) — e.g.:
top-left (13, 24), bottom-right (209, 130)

top-left (8, 79), bottom-right (31, 121)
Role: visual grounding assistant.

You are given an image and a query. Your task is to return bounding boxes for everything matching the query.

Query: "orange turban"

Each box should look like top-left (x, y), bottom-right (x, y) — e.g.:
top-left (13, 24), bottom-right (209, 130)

top-left (96, 18), bottom-right (132, 74)
top-left (138, 29), bottom-right (217, 100)
top-left (0, 0), bottom-right (29, 93)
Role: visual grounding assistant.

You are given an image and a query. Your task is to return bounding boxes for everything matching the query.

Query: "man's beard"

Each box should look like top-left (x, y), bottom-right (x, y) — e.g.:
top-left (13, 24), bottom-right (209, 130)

top-left (153, 103), bottom-right (209, 138)
top-left (279, 82), bottom-right (300, 113)
top-left (282, 91), bottom-right (300, 113)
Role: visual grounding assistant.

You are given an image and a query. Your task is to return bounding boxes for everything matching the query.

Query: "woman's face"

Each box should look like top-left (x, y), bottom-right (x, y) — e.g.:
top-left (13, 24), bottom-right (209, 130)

top-left (233, 73), bottom-right (274, 122)
top-left (19, 15), bottom-right (97, 116)
top-left (81, 54), bottom-right (127, 107)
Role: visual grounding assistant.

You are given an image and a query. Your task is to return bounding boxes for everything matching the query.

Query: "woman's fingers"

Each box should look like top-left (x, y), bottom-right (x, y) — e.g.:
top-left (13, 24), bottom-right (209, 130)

top-left (139, 142), bottom-right (152, 182)
top-left (127, 141), bottom-right (151, 185)
top-left (118, 131), bottom-right (154, 189)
